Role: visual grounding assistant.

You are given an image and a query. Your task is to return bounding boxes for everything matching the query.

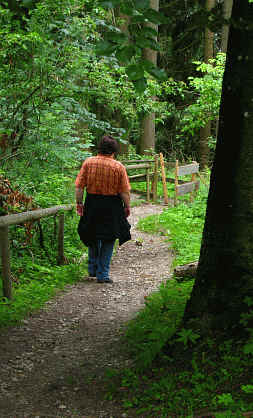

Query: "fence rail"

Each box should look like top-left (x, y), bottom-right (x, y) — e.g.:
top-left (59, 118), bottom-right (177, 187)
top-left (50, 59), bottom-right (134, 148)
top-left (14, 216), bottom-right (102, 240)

top-left (123, 156), bottom-right (159, 202)
top-left (122, 155), bottom-right (200, 205)
top-left (0, 204), bottom-right (74, 300)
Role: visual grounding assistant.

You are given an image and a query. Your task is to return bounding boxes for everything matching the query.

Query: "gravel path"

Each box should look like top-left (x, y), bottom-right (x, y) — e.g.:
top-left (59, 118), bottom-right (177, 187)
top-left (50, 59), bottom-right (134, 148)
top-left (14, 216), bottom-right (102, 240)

top-left (0, 199), bottom-right (173, 418)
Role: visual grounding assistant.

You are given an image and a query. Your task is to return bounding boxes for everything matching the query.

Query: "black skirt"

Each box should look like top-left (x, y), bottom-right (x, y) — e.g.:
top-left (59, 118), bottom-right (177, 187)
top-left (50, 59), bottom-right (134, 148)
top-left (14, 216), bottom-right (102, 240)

top-left (78, 193), bottom-right (131, 247)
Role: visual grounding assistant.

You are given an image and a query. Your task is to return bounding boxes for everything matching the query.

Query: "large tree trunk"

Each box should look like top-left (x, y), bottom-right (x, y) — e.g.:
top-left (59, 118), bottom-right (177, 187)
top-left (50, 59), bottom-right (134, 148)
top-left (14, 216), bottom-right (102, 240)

top-left (139, 114), bottom-right (156, 154)
top-left (199, 0), bottom-right (215, 169)
top-left (184, 0), bottom-right (253, 333)
top-left (204, 0), bottom-right (215, 64)
top-left (199, 124), bottom-right (211, 169)
top-left (118, 12), bottom-right (130, 155)
top-left (221, 0), bottom-right (233, 53)
top-left (139, 0), bottom-right (159, 155)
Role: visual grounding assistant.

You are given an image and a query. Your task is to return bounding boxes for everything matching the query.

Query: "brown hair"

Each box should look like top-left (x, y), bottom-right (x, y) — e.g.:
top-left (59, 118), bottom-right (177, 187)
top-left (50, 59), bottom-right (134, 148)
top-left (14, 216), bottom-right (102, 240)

top-left (98, 135), bottom-right (119, 155)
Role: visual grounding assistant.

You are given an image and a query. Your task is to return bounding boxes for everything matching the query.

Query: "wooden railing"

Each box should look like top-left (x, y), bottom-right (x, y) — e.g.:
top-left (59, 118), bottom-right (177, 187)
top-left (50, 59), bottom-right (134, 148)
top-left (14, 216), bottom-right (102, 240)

top-left (174, 160), bottom-right (199, 205)
top-left (0, 204), bottom-right (73, 300)
top-left (124, 156), bottom-right (159, 201)
top-left (123, 155), bottom-right (200, 205)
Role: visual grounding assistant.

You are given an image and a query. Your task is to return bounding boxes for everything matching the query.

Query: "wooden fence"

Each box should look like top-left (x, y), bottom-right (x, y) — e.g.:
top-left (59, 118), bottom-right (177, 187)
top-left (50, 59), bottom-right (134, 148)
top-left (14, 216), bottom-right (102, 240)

top-left (0, 204), bottom-right (73, 300)
top-left (174, 160), bottom-right (199, 205)
top-left (124, 156), bottom-right (159, 202)
top-left (123, 155), bottom-right (199, 205)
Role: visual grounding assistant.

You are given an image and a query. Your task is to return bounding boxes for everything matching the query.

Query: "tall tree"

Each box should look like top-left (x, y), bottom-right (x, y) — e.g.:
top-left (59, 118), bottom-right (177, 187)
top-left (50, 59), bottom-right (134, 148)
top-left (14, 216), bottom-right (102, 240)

top-left (221, 0), bottom-right (233, 53)
top-left (183, 0), bottom-right (253, 334)
top-left (139, 0), bottom-right (159, 154)
top-left (118, 11), bottom-right (130, 155)
top-left (199, 0), bottom-right (215, 169)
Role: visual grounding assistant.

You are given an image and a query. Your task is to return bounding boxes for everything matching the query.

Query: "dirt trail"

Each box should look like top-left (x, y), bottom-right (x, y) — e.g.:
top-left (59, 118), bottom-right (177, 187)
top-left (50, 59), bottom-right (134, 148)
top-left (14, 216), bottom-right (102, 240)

top-left (0, 200), bottom-right (173, 418)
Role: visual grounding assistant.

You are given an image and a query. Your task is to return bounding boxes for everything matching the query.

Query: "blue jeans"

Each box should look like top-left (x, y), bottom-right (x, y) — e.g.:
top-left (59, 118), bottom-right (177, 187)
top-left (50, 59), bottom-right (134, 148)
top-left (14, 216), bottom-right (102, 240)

top-left (88, 240), bottom-right (115, 281)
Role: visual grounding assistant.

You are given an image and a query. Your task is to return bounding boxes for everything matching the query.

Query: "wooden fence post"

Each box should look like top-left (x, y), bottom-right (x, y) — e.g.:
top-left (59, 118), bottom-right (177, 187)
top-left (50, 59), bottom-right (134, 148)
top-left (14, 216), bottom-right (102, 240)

top-left (152, 154), bottom-right (159, 202)
top-left (191, 160), bottom-right (199, 202)
top-left (159, 153), bottom-right (169, 205)
top-left (146, 167), bottom-right (150, 201)
top-left (174, 159), bottom-right (179, 206)
top-left (0, 226), bottom-right (12, 300)
top-left (57, 213), bottom-right (65, 265)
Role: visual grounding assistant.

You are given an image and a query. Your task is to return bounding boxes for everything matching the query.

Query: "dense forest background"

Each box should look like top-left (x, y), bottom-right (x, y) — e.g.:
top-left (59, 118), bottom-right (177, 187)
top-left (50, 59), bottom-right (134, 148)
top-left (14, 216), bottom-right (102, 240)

top-left (0, 0), bottom-right (226, 171)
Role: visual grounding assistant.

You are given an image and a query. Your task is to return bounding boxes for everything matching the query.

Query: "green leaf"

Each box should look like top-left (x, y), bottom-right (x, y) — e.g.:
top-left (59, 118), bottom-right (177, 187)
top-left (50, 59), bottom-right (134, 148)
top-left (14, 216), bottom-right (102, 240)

top-left (126, 64), bottom-right (144, 81)
top-left (135, 36), bottom-right (160, 51)
top-left (95, 40), bottom-right (117, 56)
top-left (21, 0), bottom-right (34, 7)
top-left (130, 15), bottom-right (147, 24)
top-left (141, 58), bottom-right (154, 71)
top-left (241, 385), bottom-right (253, 393)
top-left (141, 26), bottom-right (158, 38)
top-left (116, 45), bottom-right (136, 63)
top-left (147, 67), bottom-right (167, 81)
top-left (105, 31), bottom-right (127, 44)
top-left (138, 59), bottom-right (167, 80)
top-left (119, 1), bottom-right (136, 15)
top-left (134, 0), bottom-right (150, 10)
top-left (143, 8), bottom-right (168, 24)
top-left (243, 342), bottom-right (253, 355)
top-left (133, 77), bottom-right (147, 93)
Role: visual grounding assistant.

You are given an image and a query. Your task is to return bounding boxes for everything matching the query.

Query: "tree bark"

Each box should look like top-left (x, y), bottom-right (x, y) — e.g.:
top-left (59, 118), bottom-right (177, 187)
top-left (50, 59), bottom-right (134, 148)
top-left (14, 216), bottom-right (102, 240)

top-left (221, 0), bottom-right (233, 53)
top-left (118, 12), bottom-right (130, 155)
top-left (184, 0), bottom-right (253, 333)
top-left (199, 124), bottom-right (211, 169)
top-left (139, 113), bottom-right (156, 154)
top-left (204, 0), bottom-right (215, 63)
top-left (199, 0), bottom-right (215, 169)
top-left (0, 226), bottom-right (12, 300)
top-left (57, 213), bottom-right (65, 266)
top-left (139, 0), bottom-right (159, 155)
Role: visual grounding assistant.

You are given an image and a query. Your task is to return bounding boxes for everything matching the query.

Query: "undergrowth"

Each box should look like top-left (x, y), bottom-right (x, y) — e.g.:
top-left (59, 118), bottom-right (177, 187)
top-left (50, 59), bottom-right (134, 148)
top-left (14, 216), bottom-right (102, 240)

top-left (0, 160), bottom-right (88, 327)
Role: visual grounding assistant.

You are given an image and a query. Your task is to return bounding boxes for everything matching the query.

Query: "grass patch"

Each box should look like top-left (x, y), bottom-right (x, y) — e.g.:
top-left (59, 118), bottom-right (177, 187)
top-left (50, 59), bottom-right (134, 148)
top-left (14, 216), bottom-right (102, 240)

top-left (137, 185), bottom-right (207, 266)
top-left (0, 261), bottom-right (87, 327)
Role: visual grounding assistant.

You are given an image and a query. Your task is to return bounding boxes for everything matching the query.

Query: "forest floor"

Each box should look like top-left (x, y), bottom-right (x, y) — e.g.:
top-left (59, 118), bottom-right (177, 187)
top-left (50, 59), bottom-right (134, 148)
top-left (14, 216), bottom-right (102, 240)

top-left (0, 196), bottom-right (173, 418)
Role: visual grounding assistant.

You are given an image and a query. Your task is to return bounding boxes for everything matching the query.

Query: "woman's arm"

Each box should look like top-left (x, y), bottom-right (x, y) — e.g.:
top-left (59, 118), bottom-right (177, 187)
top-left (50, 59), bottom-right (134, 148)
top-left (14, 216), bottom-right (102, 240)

top-left (75, 187), bottom-right (84, 216)
top-left (119, 191), bottom-right (130, 217)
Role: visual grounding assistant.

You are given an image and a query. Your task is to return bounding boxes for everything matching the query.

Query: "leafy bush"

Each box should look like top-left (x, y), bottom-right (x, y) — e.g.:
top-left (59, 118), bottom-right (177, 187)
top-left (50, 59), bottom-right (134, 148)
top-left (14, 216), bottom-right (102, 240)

top-left (179, 53), bottom-right (225, 138)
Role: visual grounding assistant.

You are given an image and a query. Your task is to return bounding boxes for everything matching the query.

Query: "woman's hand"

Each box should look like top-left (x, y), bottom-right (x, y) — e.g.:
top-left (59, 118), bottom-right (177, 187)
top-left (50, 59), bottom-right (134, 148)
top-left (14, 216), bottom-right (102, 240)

top-left (124, 207), bottom-right (130, 217)
top-left (76, 203), bottom-right (84, 216)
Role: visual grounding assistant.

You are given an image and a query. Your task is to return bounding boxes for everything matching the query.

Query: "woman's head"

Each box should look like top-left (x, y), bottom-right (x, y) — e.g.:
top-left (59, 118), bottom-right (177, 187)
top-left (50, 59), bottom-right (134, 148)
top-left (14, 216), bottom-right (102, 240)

top-left (98, 135), bottom-right (119, 155)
